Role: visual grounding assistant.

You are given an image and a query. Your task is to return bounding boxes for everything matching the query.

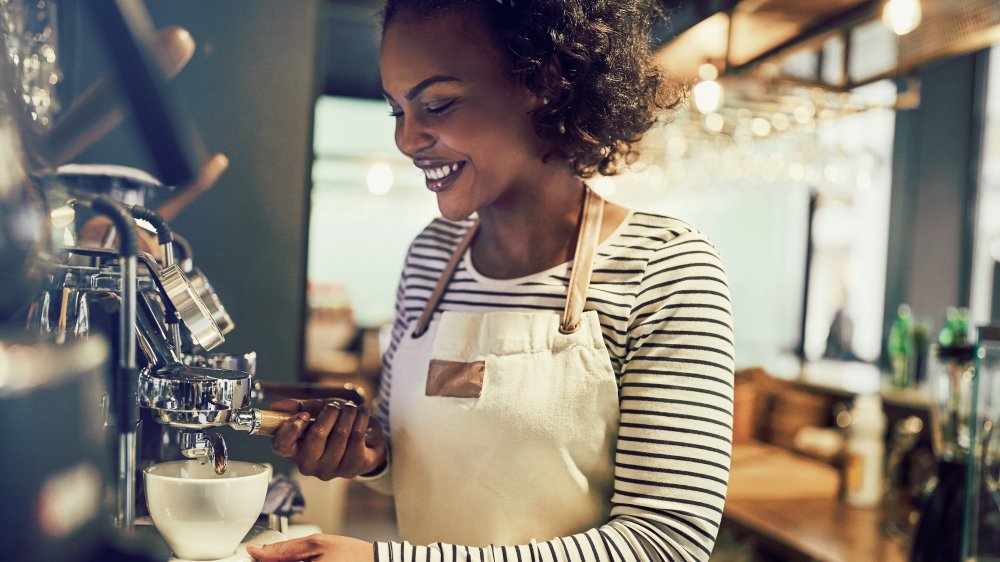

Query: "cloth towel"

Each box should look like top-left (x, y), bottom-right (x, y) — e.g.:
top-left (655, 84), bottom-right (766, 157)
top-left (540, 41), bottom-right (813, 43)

top-left (261, 473), bottom-right (305, 517)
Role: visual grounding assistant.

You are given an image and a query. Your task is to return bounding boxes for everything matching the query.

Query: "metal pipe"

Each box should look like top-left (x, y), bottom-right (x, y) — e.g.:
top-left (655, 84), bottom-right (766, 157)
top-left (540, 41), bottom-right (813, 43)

top-left (128, 205), bottom-right (187, 359)
top-left (134, 290), bottom-right (181, 368)
top-left (79, 195), bottom-right (140, 531)
top-left (117, 429), bottom-right (137, 531)
top-left (162, 243), bottom-right (184, 359)
top-left (117, 235), bottom-right (139, 532)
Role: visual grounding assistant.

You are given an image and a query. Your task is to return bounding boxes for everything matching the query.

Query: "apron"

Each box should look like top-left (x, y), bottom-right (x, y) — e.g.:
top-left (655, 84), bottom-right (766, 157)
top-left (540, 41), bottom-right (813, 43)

top-left (389, 187), bottom-right (621, 547)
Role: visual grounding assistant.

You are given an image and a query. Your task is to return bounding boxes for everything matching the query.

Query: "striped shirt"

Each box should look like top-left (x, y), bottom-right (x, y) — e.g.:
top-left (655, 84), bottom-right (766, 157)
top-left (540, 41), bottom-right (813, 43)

top-left (368, 209), bottom-right (735, 562)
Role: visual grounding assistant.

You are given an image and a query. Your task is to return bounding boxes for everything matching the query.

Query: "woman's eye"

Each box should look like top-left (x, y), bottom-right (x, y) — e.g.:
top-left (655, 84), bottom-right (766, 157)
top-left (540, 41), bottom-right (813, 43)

top-left (388, 110), bottom-right (403, 118)
top-left (426, 100), bottom-right (455, 114)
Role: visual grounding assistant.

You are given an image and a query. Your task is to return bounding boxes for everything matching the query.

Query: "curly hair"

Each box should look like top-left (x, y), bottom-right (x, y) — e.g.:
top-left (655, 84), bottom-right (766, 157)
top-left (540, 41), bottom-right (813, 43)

top-left (381, 0), bottom-right (683, 178)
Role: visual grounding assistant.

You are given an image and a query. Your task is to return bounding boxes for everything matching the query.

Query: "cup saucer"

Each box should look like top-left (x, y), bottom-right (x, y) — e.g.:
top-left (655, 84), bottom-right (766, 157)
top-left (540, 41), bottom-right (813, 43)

top-left (168, 527), bottom-right (286, 562)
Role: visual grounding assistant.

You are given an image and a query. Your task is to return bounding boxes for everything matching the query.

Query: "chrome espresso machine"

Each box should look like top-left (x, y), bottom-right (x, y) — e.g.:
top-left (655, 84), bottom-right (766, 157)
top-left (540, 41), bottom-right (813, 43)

top-left (0, 0), bottom-right (320, 558)
top-left (33, 169), bottom-right (298, 523)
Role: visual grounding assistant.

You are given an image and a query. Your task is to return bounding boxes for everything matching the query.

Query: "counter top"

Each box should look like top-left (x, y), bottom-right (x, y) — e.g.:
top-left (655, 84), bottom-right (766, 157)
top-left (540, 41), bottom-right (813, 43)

top-left (723, 442), bottom-right (909, 562)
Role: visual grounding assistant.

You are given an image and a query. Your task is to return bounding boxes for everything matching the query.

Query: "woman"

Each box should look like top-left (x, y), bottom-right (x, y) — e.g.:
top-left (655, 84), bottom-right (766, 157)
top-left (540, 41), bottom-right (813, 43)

top-left (249, 1), bottom-right (734, 561)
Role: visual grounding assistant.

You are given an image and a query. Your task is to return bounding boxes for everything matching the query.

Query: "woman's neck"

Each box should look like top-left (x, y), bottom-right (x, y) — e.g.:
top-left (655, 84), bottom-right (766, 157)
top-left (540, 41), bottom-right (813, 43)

top-left (470, 168), bottom-right (585, 280)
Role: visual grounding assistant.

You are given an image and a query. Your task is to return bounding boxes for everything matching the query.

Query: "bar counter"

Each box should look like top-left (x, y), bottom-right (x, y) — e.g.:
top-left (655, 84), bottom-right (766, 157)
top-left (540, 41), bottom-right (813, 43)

top-left (723, 441), bottom-right (908, 562)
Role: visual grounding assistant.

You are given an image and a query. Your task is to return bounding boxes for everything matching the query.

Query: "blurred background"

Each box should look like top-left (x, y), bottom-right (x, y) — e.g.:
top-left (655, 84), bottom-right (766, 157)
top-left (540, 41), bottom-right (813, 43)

top-left (2, 0), bottom-right (1000, 560)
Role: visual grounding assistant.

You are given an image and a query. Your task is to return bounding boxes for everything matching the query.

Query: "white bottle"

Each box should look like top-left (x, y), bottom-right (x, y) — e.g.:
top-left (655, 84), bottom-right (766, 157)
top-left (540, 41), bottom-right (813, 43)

top-left (843, 393), bottom-right (886, 508)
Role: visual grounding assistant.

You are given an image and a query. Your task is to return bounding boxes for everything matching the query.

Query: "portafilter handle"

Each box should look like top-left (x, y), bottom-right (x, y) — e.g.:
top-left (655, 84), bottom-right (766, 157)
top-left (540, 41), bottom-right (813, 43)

top-left (229, 409), bottom-right (315, 437)
top-left (229, 401), bottom-right (374, 440)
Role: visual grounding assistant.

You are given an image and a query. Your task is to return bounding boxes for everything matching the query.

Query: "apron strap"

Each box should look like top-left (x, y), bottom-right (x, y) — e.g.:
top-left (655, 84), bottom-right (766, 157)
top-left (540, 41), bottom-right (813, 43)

top-left (411, 187), bottom-right (604, 338)
top-left (560, 186), bottom-right (604, 334)
top-left (412, 220), bottom-right (480, 338)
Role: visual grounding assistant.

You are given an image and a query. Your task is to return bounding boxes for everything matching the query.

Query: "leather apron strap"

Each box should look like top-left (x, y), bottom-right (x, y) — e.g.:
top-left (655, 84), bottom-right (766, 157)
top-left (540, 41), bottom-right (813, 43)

top-left (560, 186), bottom-right (604, 334)
top-left (412, 187), bottom-right (605, 338)
top-left (412, 220), bottom-right (479, 338)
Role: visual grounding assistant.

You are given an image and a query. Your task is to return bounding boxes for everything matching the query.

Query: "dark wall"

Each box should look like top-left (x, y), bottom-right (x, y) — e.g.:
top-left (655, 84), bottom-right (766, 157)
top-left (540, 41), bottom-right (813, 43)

top-left (64, 0), bottom-right (322, 382)
top-left (884, 50), bottom-right (988, 346)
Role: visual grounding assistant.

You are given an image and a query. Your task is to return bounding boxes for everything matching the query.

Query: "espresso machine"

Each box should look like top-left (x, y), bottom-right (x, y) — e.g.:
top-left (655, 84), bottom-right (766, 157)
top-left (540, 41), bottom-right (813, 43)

top-left (0, 0), bottom-right (315, 555)
top-left (35, 188), bottom-right (300, 516)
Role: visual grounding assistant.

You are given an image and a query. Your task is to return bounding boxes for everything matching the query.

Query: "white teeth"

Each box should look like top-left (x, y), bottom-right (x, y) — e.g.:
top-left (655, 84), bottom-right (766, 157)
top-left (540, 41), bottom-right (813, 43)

top-left (423, 163), bottom-right (461, 181)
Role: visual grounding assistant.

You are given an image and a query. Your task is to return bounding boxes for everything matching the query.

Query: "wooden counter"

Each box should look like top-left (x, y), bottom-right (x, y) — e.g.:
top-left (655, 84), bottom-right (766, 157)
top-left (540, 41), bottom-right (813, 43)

top-left (723, 442), bottom-right (909, 562)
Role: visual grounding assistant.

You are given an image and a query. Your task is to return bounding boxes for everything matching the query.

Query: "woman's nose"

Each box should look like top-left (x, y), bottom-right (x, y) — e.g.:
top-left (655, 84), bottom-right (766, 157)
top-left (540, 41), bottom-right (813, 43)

top-left (395, 114), bottom-right (435, 157)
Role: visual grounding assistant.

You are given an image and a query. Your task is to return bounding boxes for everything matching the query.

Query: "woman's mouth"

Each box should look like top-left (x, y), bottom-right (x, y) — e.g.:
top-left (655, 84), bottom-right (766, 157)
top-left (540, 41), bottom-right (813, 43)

top-left (420, 161), bottom-right (465, 193)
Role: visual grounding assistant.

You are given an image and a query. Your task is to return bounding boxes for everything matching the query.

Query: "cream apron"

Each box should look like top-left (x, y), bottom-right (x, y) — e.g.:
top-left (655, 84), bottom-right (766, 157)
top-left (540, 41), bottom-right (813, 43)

top-left (389, 188), bottom-right (621, 546)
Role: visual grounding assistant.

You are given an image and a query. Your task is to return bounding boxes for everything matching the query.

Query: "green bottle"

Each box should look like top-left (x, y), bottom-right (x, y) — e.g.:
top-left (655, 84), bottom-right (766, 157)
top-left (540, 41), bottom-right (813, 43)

top-left (888, 304), bottom-right (914, 388)
top-left (938, 306), bottom-right (969, 348)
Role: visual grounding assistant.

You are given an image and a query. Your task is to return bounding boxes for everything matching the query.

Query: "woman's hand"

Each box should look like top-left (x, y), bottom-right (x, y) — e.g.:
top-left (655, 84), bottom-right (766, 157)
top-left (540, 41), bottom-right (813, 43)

top-left (268, 398), bottom-right (387, 481)
top-left (246, 534), bottom-right (374, 562)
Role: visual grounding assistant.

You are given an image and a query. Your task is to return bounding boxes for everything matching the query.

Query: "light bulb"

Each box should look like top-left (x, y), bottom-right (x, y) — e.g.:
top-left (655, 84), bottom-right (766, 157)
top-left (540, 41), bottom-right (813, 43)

top-left (751, 117), bottom-right (772, 137)
top-left (882, 0), bottom-right (922, 36)
top-left (366, 162), bottom-right (393, 195)
top-left (667, 136), bottom-right (687, 157)
top-left (698, 63), bottom-right (719, 82)
top-left (705, 112), bottom-right (725, 133)
top-left (693, 80), bottom-right (723, 114)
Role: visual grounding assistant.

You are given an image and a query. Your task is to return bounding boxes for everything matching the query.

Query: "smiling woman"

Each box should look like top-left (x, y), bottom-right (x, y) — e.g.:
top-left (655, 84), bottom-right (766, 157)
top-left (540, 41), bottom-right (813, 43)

top-left (251, 2), bottom-right (734, 562)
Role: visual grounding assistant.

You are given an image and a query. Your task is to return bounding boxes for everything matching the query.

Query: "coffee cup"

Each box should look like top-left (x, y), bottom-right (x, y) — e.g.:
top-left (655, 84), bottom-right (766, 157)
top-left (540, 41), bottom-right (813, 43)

top-left (144, 460), bottom-right (270, 560)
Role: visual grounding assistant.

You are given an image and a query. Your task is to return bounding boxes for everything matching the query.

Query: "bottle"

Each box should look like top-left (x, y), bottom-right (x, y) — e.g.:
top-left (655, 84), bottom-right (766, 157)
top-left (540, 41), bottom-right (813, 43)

top-left (887, 304), bottom-right (914, 388)
top-left (937, 306), bottom-right (969, 348)
top-left (843, 393), bottom-right (886, 508)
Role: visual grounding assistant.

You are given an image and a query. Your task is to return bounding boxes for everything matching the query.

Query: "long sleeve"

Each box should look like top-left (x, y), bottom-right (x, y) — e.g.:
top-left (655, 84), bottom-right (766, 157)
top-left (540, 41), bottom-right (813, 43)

top-left (373, 230), bottom-right (735, 562)
top-left (359, 243), bottom-right (415, 494)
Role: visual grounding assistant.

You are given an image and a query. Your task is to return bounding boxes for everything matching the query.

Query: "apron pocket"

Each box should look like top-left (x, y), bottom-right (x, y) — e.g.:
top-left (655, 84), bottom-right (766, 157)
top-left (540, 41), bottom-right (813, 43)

top-left (426, 359), bottom-right (485, 398)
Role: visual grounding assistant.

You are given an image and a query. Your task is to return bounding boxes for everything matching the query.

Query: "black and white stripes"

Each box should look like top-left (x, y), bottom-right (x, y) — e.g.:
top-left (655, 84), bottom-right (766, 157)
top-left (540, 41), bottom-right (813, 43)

top-left (370, 210), bottom-right (734, 562)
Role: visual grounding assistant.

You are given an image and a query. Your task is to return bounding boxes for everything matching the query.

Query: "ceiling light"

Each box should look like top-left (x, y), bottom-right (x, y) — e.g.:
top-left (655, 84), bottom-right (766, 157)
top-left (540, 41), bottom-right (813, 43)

top-left (882, 0), bottom-right (922, 36)
top-left (693, 80), bottom-right (723, 114)
top-left (751, 117), bottom-right (772, 137)
top-left (705, 112), bottom-right (725, 133)
top-left (667, 136), bottom-right (688, 157)
top-left (366, 162), bottom-right (393, 195)
top-left (697, 63), bottom-right (719, 82)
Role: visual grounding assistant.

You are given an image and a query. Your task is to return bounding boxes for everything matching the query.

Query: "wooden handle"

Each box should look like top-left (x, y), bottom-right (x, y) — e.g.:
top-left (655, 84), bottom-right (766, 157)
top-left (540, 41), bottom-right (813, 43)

top-left (156, 153), bottom-right (229, 221)
top-left (254, 410), bottom-right (313, 437)
top-left (251, 407), bottom-right (377, 445)
top-left (47, 27), bottom-right (197, 165)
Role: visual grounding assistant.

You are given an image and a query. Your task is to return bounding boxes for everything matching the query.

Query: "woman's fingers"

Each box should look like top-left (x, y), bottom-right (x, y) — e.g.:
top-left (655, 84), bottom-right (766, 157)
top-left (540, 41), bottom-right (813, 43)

top-left (335, 406), bottom-right (371, 477)
top-left (270, 412), bottom-right (310, 457)
top-left (269, 398), bottom-right (336, 416)
top-left (268, 398), bottom-right (306, 413)
top-left (246, 535), bottom-right (330, 562)
top-left (269, 398), bottom-right (369, 477)
top-left (313, 402), bottom-right (359, 479)
top-left (294, 401), bottom-right (356, 478)
top-left (364, 416), bottom-right (385, 447)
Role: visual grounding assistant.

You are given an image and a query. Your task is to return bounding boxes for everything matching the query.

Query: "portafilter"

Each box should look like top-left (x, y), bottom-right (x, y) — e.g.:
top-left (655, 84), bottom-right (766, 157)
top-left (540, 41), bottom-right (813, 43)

top-left (137, 361), bottom-right (322, 474)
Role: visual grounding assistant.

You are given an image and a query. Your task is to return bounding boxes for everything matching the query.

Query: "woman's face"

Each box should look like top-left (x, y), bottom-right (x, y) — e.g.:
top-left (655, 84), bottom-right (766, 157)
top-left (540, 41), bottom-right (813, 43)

top-left (380, 9), bottom-right (547, 220)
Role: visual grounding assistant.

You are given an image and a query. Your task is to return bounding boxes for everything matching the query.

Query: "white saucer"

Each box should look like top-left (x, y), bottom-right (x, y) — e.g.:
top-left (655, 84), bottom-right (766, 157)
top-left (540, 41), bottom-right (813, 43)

top-left (168, 527), bottom-right (286, 562)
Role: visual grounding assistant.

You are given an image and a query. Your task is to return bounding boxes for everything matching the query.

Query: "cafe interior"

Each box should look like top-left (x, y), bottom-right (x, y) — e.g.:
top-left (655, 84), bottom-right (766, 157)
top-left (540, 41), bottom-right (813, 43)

top-left (1, 0), bottom-right (999, 561)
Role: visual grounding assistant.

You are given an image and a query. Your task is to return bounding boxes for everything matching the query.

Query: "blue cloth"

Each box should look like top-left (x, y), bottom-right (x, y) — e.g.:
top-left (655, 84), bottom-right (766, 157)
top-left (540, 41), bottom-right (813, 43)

top-left (262, 473), bottom-right (305, 516)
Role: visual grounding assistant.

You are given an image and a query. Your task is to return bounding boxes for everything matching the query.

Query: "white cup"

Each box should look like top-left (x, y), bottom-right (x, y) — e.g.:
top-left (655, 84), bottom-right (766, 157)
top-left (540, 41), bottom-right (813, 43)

top-left (144, 460), bottom-right (270, 560)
